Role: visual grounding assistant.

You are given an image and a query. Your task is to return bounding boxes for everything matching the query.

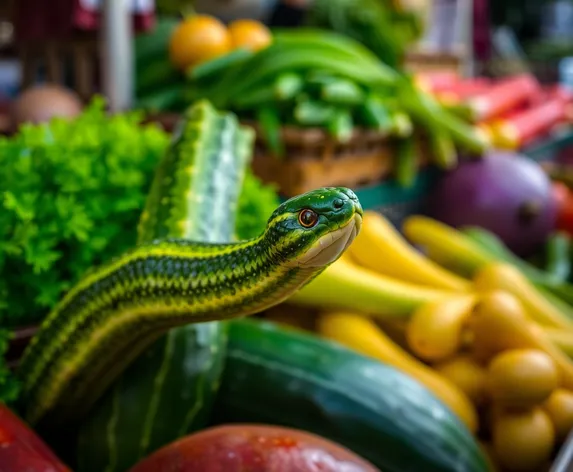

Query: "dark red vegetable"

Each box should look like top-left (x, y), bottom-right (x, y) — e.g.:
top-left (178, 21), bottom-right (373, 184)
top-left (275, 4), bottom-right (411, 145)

top-left (428, 151), bottom-right (557, 256)
top-left (0, 403), bottom-right (70, 472)
top-left (129, 424), bottom-right (380, 472)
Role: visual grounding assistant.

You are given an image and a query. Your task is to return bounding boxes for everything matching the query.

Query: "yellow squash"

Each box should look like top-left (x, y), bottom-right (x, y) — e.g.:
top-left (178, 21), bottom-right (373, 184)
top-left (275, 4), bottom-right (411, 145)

top-left (492, 408), bottom-right (555, 472)
top-left (407, 294), bottom-right (478, 362)
top-left (434, 355), bottom-right (489, 406)
top-left (402, 215), bottom-right (493, 277)
top-left (347, 211), bottom-right (471, 291)
top-left (543, 389), bottom-right (573, 442)
top-left (469, 290), bottom-right (573, 390)
top-left (474, 263), bottom-right (573, 330)
top-left (487, 349), bottom-right (559, 409)
top-left (317, 311), bottom-right (478, 432)
top-left (288, 256), bottom-right (456, 318)
top-left (543, 327), bottom-right (573, 358)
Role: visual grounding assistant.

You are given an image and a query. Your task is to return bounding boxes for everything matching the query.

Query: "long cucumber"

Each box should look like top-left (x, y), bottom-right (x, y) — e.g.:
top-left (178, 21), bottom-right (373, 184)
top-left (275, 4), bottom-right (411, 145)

top-left (76, 100), bottom-right (252, 472)
top-left (17, 185), bottom-right (363, 430)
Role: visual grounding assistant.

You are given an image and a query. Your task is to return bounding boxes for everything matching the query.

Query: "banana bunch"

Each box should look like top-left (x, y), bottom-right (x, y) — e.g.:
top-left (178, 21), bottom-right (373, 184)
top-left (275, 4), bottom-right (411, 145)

top-left (281, 210), bottom-right (573, 471)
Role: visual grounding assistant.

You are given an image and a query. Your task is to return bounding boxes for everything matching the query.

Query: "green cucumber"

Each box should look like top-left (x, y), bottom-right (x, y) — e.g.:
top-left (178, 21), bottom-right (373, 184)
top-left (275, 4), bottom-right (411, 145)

top-left (274, 72), bottom-right (304, 101)
top-left (212, 318), bottom-right (490, 472)
top-left (390, 110), bottom-right (413, 137)
top-left (294, 99), bottom-right (336, 126)
top-left (320, 79), bottom-right (365, 106)
top-left (357, 95), bottom-right (393, 131)
top-left (327, 109), bottom-right (354, 142)
top-left (77, 323), bottom-right (229, 472)
top-left (76, 101), bottom-right (254, 472)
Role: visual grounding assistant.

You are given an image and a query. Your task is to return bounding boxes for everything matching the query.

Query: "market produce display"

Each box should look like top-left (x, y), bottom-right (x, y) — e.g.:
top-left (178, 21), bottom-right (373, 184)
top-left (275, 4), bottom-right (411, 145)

top-left (76, 99), bottom-right (253, 472)
top-left (5, 7), bottom-right (573, 472)
top-left (278, 209), bottom-right (573, 471)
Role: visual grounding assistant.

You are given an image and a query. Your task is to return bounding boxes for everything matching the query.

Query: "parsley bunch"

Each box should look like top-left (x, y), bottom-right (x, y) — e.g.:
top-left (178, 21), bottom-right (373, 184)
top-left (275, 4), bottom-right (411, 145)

top-left (0, 98), bottom-right (168, 327)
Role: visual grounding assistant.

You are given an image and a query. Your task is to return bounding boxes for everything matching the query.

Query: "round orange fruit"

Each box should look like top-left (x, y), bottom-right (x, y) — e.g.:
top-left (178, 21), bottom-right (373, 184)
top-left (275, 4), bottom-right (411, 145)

top-left (228, 19), bottom-right (272, 52)
top-left (169, 15), bottom-right (231, 71)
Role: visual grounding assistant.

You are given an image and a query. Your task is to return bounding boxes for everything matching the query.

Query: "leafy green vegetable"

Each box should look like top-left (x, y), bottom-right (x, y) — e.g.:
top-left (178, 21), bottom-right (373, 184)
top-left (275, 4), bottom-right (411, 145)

top-left (0, 98), bottom-right (278, 327)
top-left (0, 98), bottom-right (167, 327)
top-left (237, 172), bottom-right (280, 240)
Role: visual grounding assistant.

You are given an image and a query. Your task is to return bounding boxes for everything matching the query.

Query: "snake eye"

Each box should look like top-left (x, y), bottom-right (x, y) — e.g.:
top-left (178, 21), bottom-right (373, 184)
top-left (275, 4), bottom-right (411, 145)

top-left (298, 209), bottom-right (319, 228)
top-left (333, 198), bottom-right (344, 209)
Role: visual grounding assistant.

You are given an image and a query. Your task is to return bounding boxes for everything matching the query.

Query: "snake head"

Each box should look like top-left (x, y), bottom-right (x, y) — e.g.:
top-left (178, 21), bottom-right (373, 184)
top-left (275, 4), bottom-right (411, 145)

top-left (265, 187), bottom-right (363, 268)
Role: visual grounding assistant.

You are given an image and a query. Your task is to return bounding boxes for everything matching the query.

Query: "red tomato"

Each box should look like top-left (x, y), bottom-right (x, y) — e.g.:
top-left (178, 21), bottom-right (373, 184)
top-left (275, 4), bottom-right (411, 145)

top-left (129, 424), bottom-right (380, 472)
top-left (0, 404), bottom-right (70, 471)
top-left (554, 182), bottom-right (573, 235)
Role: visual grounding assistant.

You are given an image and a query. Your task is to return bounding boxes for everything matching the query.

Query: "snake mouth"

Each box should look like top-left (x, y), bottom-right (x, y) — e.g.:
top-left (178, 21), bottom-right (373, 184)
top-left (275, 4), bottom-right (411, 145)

top-left (295, 213), bottom-right (363, 268)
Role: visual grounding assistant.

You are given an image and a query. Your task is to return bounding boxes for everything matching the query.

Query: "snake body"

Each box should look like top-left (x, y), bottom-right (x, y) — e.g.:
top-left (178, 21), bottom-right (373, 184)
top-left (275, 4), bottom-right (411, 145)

top-left (18, 187), bottom-right (362, 428)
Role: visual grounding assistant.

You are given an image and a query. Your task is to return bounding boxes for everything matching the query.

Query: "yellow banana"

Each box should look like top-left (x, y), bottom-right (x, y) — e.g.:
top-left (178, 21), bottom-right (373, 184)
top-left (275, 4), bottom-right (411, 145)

top-left (347, 211), bottom-right (471, 291)
top-left (317, 311), bottom-right (478, 432)
top-left (402, 215), bottom-right (493, 278)
top-left (474, 263), bottom-right (573, 331)
top-left (407, 294), bottom-right (479, 362)
top-left (288, 255), bottom-right (457, 319)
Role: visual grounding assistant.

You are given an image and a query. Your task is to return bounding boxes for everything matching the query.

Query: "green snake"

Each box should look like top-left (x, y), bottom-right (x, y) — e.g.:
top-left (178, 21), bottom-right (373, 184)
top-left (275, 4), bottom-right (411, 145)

top-left (17, 187), bottom-right (363, 428)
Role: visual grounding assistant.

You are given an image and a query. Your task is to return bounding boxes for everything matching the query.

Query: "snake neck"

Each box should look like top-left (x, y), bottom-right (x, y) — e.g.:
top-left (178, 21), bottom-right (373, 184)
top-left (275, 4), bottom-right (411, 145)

top-left (18, 233), bottom-right (323, 427)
